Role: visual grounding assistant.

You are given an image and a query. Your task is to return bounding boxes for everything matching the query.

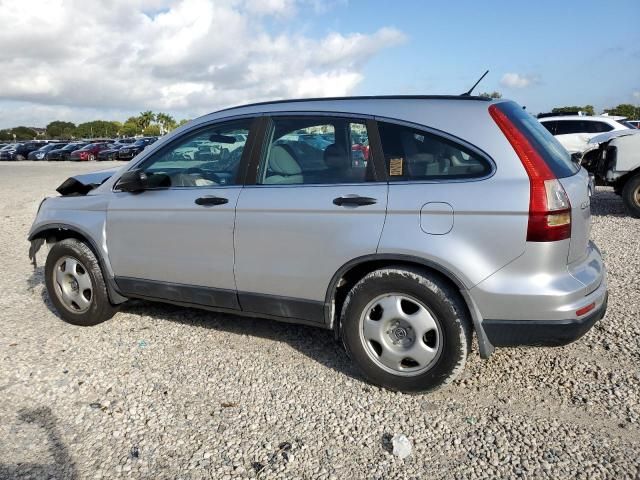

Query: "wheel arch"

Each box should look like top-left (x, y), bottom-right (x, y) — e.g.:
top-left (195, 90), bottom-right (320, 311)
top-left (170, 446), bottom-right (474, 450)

top-left (28, 223), bottom-right (128, 304)
top-left (324, 254), bottom-right (495, 358)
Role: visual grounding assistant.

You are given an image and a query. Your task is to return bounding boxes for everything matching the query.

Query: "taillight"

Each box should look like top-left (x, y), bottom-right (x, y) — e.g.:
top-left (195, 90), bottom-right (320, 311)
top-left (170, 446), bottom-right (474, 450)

top-left (489, 104), bottom-right (571, 242)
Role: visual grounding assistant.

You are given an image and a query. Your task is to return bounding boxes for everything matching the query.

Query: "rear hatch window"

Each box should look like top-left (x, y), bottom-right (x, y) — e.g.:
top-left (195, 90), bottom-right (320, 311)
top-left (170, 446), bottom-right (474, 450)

top-left (495, 102), bottom-right (579, 178)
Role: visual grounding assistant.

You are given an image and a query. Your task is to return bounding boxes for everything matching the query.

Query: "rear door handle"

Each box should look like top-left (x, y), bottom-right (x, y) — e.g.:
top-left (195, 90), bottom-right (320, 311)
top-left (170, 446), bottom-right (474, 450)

top-left (195, 196), bottom-right (228, 206)
top-left (333, 195), bottom-right (377, 207)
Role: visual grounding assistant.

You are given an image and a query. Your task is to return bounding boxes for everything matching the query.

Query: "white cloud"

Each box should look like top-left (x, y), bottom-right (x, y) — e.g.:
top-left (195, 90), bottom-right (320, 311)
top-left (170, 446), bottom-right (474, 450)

top-left (0, 0), bottom-right (405, 127)
top-left (500, 72), bottom-right (540, 89)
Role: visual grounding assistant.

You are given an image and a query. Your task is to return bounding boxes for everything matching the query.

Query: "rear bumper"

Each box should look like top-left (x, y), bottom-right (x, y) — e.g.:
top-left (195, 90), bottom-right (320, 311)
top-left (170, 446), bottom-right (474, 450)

top-left (483, 291), bottom-right (607, 347)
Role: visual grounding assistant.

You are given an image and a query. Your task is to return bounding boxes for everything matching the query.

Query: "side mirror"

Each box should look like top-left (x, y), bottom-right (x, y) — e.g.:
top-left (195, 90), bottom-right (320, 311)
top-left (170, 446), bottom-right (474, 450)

top-left (116, 169), bottom-right (147, 193)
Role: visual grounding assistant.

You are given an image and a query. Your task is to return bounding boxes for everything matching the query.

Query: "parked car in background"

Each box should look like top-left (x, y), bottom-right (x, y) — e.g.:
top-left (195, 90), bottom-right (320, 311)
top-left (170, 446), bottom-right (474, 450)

top-left (29, 95), bottom-right (607, 393)
top-left (97, 142), bottom-right (129, 161)
top-left (117, 137), bottom-right (157, 160)
top-left (97, 144), bottom-right (121, 161)
top-left (539, 115), bottom-right (633, 154)
top-left (0, 141), bottom-right (44, 160)
top-left (579, 129), bottom-right (640, 217)
top-left (29, 143), bottom-right (68, 160)
top-left (46, 143), bottom-right (88, 161)
top-left (69, 143), bottom-right (111, 161)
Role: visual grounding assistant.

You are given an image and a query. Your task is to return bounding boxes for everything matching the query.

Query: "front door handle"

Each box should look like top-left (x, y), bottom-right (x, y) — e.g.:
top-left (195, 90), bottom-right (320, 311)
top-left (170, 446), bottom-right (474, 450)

top-left (195, 196), bottom-right (228, 206)
top-left (333, 195), bottom-right (377, 207)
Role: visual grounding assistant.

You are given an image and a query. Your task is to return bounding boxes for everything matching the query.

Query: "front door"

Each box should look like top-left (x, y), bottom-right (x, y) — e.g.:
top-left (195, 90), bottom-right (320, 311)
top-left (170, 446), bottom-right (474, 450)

top-left (234, 115), bottom-right (388, 323)
top-left (106, 118), bottom-right (256, 310)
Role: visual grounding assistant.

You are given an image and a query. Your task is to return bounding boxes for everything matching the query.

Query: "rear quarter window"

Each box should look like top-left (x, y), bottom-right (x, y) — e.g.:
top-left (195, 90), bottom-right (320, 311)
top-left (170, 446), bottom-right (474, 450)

top-left (495, 102), bottom-right (579, 178)
top-left (377, 121), bottom-right (492, 181)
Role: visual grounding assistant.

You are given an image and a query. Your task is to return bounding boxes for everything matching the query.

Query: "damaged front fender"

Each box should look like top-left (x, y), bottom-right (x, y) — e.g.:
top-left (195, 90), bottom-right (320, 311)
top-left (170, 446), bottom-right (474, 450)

top-left (56, 168), bottom-right (119, 196)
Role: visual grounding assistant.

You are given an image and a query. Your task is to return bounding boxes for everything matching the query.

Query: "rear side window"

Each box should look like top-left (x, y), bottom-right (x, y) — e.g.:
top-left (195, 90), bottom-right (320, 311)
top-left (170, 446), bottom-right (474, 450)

top-left (496, 102), bottom-right (578, 178)
top-left (377, 122), bottom-right (491, 181)
top-left (586, 121), bottom-right (613, 133)
top-left (258, 117), bottom-right (374, 185)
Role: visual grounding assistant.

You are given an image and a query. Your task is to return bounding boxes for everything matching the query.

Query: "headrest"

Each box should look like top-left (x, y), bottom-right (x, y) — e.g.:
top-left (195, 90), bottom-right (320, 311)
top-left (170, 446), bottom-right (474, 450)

top-left (324, 143), bottom-right (349, 169)
top-left (269, 145), bottom-right (302, 175)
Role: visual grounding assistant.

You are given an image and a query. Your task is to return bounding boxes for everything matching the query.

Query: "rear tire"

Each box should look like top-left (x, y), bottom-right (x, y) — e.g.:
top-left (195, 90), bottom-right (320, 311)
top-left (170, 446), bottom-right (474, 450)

top-left (341, 267), bottom-right (471, 392)
top-left (44, 239), bottom-right (117, 326)
top-left (621, 173), bottom-right (640, 218)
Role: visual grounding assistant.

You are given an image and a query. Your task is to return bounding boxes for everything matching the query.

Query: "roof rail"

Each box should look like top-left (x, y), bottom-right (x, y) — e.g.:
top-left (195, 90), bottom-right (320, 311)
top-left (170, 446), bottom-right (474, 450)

top-left (537, 111), bottom-right (586, 118)
top-left (214, 94), bottom-right (492, 114)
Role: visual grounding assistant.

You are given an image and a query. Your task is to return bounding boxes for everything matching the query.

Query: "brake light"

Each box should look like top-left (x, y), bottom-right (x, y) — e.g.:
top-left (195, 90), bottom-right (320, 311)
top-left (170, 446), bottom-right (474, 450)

top-left (489, 104), bottom-right (571, 242)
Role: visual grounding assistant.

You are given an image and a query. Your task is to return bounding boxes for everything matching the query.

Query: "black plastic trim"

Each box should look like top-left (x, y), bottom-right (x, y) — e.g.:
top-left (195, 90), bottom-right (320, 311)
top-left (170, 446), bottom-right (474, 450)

top-left (324, 254), bottom-right (470, 329)
top-left (483, 294), bottom-right (608, 347)
top-left (238, 291), bottom-right (325, 325)
top-left (116, 277), bottom-right (240, 310)
top-left (114, 276), bottom-right (326, 326)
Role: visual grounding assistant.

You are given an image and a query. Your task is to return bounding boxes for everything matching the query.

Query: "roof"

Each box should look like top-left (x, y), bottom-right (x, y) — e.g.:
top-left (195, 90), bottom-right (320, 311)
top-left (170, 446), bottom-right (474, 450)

top-left (214, 94), bottom-right (491, 115)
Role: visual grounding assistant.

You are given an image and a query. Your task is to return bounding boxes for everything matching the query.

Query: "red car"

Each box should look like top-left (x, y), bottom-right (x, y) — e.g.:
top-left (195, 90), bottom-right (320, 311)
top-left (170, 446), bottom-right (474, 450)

top-left (69, 143), bottom-right (111, 161)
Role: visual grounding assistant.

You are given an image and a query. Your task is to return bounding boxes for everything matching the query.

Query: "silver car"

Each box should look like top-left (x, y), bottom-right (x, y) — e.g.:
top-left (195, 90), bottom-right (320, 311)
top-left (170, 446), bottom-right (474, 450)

top-left (28, 96), bottom-right (608, 392)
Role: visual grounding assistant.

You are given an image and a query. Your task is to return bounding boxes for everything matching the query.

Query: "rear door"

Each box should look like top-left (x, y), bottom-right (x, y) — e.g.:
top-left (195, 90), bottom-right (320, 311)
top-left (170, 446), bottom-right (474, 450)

top-left (234, 115), bottom-right (388, 323)
top-left (374, 119), bottom-right (526, 288)
top-left (106, 118), bottom-right (258, 309)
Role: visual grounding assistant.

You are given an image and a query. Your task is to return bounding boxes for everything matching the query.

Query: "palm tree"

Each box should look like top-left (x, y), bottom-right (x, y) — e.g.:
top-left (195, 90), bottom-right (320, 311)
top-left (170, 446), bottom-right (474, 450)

top-left (138, 111), bottom-right (156, 130)
top-left (155, 112), bottom-right (177, 134)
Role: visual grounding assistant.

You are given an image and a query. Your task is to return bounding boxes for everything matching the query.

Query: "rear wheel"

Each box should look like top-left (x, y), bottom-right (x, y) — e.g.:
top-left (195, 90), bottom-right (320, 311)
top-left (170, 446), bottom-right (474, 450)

top-left (341, 267), bottom-right (471, 392)
top-left (44, 239), bottom-right (117, 326)
top-left (621, 173), bottom-right (640, 218)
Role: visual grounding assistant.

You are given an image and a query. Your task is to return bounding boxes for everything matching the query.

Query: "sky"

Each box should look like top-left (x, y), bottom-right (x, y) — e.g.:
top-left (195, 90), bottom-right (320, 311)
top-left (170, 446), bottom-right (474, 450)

top-left (0, 0), bottom-right (638, 129)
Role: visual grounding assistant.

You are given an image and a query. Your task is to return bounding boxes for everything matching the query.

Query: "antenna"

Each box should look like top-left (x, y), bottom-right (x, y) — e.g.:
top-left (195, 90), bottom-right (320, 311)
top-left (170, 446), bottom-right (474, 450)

top-left (461, 70), bottom-right (489, 96)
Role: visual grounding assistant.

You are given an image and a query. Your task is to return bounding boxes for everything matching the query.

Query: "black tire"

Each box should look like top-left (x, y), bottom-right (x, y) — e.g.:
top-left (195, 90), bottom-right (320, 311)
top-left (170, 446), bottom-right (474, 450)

top-left (621, 173), bottom-right (640, 218)
top-left (341, 267), bottom-right (471, 393)
top-left (44, 238), bottom-right (118, 326)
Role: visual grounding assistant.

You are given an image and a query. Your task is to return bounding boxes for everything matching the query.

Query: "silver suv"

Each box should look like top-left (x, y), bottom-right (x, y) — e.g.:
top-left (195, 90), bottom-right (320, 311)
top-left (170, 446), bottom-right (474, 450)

top-left (28, 96), bottom-right (608, 392)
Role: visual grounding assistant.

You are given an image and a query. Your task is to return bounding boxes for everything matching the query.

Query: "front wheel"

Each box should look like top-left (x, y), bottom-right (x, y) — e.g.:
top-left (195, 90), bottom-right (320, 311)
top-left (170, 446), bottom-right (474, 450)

top-left (341, 267), bottom-right (471, 393)
top-left (44, 239), bottom-right (117, 326)
top-left (621, 174), bottom-right (640, 218)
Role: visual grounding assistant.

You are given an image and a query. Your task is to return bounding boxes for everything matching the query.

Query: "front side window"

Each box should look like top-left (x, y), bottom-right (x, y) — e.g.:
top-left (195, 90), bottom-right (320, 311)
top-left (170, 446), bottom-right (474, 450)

top-left (140, 119), bottom-right (252, 188)
top-left (378, 122), bottom-right (491, 181)
top-left (258, 117), bottom-right (373, 185)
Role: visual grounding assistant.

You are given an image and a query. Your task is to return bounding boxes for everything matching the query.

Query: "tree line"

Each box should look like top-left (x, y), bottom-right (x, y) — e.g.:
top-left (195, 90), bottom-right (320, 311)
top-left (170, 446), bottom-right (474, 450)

top-left (0, 112), bottom-right (190, 141)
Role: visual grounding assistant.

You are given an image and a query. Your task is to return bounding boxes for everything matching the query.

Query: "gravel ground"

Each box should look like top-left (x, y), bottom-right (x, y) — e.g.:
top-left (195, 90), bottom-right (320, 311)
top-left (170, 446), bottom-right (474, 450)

top-left (0, 161), bottom-right (639, 479)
